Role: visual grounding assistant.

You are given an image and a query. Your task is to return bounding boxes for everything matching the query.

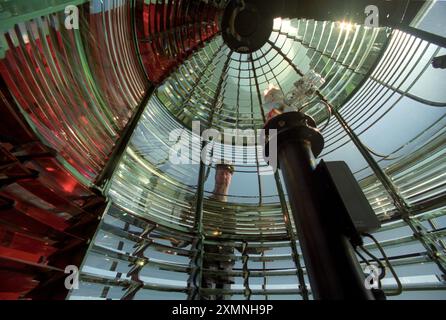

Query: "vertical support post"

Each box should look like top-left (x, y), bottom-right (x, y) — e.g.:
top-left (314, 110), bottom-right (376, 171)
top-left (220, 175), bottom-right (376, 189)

top-left (264, 112), bottom-right (374, 300)
top-left (188, 50), bottom-right (234, 300)
top-left (241, 241), bottom-right (252, 300)
top-left (188, 148), bottom-right (208, 300)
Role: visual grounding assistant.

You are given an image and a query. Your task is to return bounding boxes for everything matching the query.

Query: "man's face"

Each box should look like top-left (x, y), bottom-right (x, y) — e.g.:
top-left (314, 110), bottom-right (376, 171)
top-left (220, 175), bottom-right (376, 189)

top-left (215, 167), bottom-right (233, 189)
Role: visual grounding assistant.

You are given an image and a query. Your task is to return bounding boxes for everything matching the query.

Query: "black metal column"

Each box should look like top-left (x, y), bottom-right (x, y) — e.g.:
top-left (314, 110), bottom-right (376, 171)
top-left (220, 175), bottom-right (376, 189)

top-left (264, 112), bottom-right (374, 300)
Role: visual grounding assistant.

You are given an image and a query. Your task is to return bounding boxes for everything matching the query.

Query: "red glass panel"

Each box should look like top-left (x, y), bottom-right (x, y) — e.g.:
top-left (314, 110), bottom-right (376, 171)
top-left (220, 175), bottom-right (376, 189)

top-left (136, 0), bottom-right (221, 84)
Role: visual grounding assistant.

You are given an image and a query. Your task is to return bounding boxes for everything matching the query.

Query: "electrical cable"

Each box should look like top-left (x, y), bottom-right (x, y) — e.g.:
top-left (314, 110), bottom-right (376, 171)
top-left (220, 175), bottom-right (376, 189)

top-left (359, 245), bottom-right (386, 289)
top-left (354, 247), bottom-right (371, 266)
top-left (297, 100), bottom-right (332, 132)
top-left (363, 233), bottom-right (403, 296)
